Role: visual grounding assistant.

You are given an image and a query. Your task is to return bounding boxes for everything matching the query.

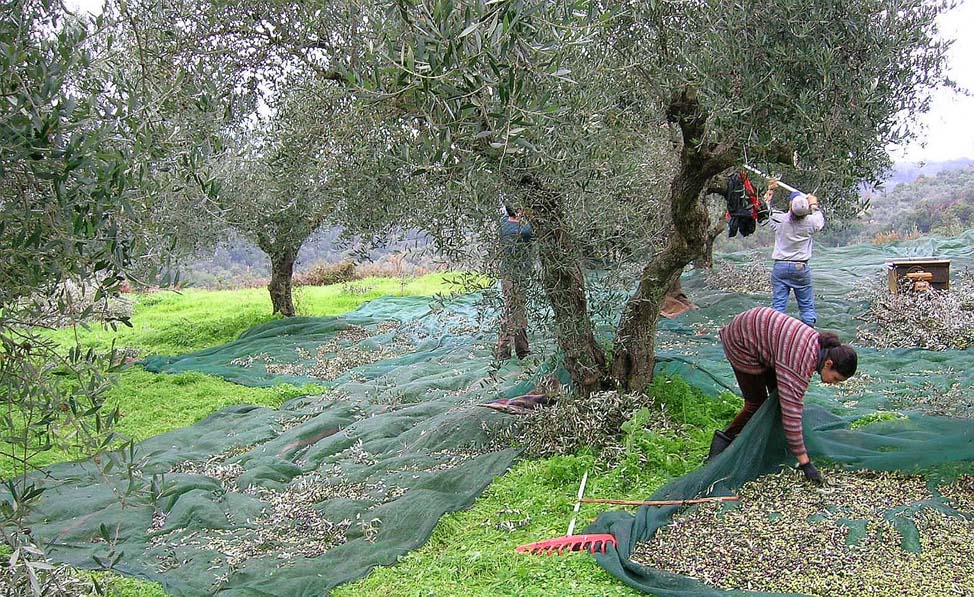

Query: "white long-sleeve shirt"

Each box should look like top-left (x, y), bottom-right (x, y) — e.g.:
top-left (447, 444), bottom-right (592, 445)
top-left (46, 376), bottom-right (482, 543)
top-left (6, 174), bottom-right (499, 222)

top-left (769, 209), bottom-right (825, 262)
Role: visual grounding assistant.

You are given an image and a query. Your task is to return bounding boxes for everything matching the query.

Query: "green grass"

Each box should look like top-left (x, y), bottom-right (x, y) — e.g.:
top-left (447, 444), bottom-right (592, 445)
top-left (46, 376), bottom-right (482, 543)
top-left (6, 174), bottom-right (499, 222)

top-left (334, 376), bottom-right (741, 597)
top-left (334, 457), bottom-right (646, 597)
top-left (0, 370), bottom-right (323, 479)
top-left (850, 410), bottom-right (907, 429)
top-left (47, 274), bottom-right (460, 355)
top-left (5, 275), bottom-right (459, 597)
top-left (5, 274), bottom-right (459, 480)
top-left (89, 573), bottom-right (170, 597)
top-left (10, 275), bottom-right (743, 596)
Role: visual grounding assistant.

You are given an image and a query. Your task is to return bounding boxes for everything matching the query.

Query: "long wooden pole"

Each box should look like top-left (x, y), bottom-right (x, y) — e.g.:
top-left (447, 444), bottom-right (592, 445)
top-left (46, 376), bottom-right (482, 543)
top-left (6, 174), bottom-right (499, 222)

top-left (579, 496), bottom-right (738, 507)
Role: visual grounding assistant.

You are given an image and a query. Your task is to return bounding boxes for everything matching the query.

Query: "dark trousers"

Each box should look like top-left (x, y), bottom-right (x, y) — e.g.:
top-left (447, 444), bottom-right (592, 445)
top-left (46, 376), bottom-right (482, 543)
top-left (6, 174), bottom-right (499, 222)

top-left (496, 277), bottom-right (529, 358)
top-left (724, 368), bottom-right (778, 439)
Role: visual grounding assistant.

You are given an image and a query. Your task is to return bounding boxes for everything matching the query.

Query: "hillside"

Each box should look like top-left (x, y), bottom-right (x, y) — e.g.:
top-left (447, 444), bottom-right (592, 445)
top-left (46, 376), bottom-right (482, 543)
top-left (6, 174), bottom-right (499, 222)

top-left (181, 228), bottom-right (441, 289)
top-left (881, 158), bottom-right (974, 190)
top-left (865, 164), bottom-right (974, 236)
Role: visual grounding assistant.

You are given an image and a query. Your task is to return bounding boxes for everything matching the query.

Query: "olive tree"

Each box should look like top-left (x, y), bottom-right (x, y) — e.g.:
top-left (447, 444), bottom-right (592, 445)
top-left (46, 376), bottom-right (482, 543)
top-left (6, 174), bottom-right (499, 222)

top-left (213, 83), bottom-right (368, 316)
top-left (103, 0), bottom-right (397, 315)
top-left (97, 0), bottom-right (952, 391)
top-left (353, 0), bottom-right (951, 395)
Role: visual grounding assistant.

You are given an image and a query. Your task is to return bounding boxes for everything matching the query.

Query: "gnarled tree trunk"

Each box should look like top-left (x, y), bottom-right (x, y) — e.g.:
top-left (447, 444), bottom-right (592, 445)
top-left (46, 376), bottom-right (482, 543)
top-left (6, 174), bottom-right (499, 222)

top-left (522, 176), bottom-right (607, 397)
top-left (611, 88), bottom-right (734, 392)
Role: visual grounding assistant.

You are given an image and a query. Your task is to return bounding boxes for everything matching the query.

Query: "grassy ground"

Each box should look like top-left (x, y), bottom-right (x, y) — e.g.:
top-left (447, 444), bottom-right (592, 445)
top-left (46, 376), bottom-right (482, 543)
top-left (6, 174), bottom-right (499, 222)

top-left (3, 275), bottom-right (455, 480)
top-left (47, 275), bottom-right (460, 356)
top-left (334, 376), bottom-right (740, 597)
top-left (10, 275), bottom-right (741, 596)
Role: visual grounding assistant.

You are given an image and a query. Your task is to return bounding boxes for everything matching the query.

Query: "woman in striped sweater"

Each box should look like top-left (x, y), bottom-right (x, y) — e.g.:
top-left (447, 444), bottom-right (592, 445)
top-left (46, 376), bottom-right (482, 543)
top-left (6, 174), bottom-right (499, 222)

top-left (709, 307), bottom-right (858, 484)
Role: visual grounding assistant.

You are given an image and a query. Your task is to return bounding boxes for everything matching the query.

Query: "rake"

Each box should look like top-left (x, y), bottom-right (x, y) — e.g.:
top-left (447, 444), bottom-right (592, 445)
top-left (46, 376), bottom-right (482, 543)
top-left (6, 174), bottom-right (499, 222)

top-left (516, 473), bottom-right (739, 556)
top-left (516, 472), bottom-right (618, 555)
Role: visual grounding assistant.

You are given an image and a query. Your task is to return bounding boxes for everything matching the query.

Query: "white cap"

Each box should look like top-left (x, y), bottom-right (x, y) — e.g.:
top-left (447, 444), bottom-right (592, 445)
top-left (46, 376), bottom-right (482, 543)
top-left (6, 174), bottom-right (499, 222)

top-left (790, 196), bottom-right (810, 217)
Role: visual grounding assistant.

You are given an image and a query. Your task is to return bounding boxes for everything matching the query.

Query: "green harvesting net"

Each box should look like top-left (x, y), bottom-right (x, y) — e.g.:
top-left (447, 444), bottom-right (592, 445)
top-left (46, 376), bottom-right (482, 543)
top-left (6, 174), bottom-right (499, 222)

top-left (20, 295), bottom-right (542, 596)
top-left (14, 230), bottom-right (974, 596)
top-left (588, 230), bottom-right (974, 596)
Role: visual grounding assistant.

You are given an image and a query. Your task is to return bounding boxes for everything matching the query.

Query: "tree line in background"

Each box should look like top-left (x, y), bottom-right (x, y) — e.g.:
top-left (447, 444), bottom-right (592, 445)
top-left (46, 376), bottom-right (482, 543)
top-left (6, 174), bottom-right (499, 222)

top-left (869, 165), bottom-right (974, 238)
top-left (183, 160), bottom-right (974, 288)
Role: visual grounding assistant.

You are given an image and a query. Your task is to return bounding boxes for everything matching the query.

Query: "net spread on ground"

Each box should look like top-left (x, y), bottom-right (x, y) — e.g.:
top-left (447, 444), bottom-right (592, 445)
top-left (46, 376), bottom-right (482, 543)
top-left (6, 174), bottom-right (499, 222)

top-left (16, 231), bottom-right (974, 596)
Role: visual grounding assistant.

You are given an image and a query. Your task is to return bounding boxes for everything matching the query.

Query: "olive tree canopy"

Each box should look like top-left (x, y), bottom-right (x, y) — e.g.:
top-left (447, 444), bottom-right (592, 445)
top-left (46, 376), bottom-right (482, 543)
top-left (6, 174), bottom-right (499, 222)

top-left (348, 0), bottom-right (952, 394)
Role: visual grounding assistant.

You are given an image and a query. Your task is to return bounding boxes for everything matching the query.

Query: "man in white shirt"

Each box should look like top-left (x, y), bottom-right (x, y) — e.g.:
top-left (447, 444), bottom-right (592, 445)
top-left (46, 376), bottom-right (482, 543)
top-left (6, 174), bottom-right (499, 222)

top-left (764, 181), bottom-right (825, 326)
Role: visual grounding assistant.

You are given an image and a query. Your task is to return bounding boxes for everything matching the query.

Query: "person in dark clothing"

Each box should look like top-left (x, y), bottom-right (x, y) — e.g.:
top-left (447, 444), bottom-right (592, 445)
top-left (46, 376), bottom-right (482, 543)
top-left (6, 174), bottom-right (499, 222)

top-left (708, 307), bottom-right (858, 485)
top-left (496, 205), bottom-right (534, 360)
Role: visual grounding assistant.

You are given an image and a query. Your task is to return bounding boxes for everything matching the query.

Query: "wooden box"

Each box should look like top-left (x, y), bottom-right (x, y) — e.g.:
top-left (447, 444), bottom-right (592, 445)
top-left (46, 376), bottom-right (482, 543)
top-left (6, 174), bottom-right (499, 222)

top-left (886, 258), bottom-right (950, 293)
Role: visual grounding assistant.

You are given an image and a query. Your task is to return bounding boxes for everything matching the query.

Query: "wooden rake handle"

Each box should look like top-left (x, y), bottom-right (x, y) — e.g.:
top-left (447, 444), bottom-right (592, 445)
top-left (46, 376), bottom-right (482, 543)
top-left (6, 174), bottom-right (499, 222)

top-left (579, 495), bottom-right (739, 507)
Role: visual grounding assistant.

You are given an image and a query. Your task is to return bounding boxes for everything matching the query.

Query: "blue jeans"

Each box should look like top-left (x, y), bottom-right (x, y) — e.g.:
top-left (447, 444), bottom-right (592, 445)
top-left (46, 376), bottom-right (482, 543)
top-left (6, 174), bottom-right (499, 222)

top-left (771, 261), bottom-right (816, 326)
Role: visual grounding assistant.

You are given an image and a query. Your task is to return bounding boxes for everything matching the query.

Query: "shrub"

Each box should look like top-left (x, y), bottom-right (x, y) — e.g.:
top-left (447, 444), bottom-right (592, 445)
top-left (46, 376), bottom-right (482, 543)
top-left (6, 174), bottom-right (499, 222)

top-left (354, 253), bottom-right (435, 279)
top-left (295, 260), bottom-right (357, 287)
top-left (871, 228), bottom-right (921, 245)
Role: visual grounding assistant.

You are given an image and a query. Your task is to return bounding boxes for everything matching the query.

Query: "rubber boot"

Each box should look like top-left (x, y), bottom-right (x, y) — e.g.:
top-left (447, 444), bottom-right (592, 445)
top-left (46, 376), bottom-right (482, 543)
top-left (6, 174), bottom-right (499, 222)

top-left (707, 430), bottom-right (733, 461)
top-left (514, 330), bottom-right (531, 359)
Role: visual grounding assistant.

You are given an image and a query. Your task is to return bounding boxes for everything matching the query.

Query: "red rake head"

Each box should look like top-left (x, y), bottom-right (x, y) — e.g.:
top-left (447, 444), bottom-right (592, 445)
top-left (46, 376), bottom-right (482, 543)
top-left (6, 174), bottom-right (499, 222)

top-left (515, 533), bottom-right (617, 555)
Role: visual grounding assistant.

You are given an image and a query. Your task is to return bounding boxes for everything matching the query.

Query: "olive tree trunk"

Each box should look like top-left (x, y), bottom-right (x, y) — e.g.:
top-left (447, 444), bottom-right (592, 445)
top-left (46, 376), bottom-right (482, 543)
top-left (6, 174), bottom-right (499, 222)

top-left (268, 251), bottom-right (297, 317)
top-left (523, 176), bottom-right (607, 397)
top-left (610, 88), bottom-right (734, 392)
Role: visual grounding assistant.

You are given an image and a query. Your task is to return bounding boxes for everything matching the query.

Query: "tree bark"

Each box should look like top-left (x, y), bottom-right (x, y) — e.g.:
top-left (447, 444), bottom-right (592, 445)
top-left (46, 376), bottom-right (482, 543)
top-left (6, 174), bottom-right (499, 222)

top-left (268, 252), bottom-right (297, 317)
top-left (694, 226), bottom-right (718, 269)
top-left (610, 87), bottom-right (734, 392)
top-left (521, 176), bottom-right (607, 397)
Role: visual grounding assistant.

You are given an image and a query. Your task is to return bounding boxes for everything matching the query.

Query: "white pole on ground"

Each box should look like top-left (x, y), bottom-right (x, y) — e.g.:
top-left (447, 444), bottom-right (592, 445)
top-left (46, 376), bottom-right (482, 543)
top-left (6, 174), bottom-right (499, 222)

top-left (566, 471), bottom-right (588, 536)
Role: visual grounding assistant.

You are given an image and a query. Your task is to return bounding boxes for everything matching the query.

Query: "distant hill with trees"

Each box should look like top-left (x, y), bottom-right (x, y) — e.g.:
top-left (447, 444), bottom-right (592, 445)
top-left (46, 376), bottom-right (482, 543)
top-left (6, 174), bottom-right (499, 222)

top-left (881, 158), bottom-right (974, 190)
top-left (865, 164), bottom-right (974, 236)
top-left (180, 228), bottom-right (442, 289)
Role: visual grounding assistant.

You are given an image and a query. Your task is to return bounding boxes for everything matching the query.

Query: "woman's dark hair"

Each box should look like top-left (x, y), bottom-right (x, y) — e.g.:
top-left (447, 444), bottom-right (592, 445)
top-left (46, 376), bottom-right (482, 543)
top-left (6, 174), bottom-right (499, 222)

top-left (504, 204), bottom-right (517, 218)
top-left (818, 332), bottom-right (857, 377)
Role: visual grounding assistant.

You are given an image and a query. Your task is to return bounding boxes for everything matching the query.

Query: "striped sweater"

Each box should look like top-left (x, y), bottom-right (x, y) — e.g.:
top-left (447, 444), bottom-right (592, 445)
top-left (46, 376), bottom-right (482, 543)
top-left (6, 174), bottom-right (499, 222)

top-left (718, 307), bottom-right (819, 458)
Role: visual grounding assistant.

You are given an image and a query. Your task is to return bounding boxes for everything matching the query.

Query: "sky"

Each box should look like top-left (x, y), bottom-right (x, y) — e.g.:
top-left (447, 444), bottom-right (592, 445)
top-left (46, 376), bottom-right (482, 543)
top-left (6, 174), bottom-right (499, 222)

top-left (66, 0), bottom-right (974, 163)
top-left (890, 0), bottom-right (974, 163)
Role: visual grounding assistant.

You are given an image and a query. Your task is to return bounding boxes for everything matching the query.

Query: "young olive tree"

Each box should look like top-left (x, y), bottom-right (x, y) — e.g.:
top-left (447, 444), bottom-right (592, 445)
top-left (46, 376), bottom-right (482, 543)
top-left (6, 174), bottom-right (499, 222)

top-left (355, 0), bottom-right (951, 395)
top-left (214, 83), bottom-right (366, 316)
top-left (103, 0), bottom-right (392, 315)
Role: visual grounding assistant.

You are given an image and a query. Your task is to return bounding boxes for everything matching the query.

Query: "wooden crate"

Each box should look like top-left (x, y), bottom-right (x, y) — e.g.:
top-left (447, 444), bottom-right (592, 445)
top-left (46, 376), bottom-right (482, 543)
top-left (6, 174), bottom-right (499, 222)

top-left (886, 258), bottom-right (950, 292)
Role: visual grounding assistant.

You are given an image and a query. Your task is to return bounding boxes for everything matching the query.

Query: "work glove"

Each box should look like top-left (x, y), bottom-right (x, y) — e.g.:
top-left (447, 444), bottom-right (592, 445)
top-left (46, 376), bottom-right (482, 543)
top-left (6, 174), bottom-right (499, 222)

top-left (797, 461), bottom-right (824, 485)
top-left (766, 177), bottom-right (779, 191)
